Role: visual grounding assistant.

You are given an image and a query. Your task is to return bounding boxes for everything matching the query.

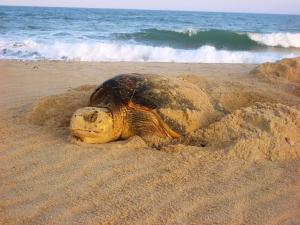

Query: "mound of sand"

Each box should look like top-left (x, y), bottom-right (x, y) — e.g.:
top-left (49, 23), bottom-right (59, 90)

top-left (197, 102), bottom-right (300, 161)
top-left (251, 57), bottom-right (300, 82)
top-left (27, 85), bottom-right (96, 127)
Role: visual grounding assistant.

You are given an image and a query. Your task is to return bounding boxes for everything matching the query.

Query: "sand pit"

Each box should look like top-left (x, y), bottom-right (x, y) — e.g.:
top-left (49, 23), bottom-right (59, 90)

top-left (1, 60), bottom-right (300, 225)
top-left (27, 82), bottom-right (300, 162)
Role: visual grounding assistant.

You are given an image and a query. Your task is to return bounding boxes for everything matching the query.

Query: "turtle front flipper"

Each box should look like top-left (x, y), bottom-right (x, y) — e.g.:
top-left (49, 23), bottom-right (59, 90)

top-left (123, 101), bottom-right (180, 146)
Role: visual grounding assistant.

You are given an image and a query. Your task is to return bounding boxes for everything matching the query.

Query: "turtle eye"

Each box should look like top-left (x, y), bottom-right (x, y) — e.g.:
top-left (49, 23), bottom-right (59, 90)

top-left (83, 111), bottom-right (98, 123)
top-left (90, 111), bottom-right (98, 121)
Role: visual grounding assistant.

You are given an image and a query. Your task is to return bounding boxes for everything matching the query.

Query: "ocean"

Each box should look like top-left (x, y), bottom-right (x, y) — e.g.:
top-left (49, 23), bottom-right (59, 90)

top-left (0, 6), bottom-right (300, 63)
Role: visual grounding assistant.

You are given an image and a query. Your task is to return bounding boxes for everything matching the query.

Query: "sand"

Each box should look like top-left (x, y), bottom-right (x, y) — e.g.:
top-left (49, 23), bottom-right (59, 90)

top-left (0, 59), bottom-right (300, 225)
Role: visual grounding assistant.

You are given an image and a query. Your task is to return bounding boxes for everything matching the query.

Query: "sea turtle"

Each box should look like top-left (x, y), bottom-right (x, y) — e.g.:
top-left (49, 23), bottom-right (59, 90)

top-left (70, 73), bottom-right (214, 145)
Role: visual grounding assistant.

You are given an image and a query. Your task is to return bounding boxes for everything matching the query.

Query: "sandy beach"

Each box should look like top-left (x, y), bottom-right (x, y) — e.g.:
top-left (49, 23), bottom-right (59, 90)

top-left (1, 59), bottom-right (300, 225)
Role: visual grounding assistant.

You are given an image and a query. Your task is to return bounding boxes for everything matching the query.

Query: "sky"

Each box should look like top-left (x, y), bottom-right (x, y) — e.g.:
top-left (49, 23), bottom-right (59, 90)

top-left (0, 0), bottom-right (300, 15)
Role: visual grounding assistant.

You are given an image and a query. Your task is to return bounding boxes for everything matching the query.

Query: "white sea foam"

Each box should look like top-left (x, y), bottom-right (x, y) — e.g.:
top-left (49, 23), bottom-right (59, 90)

top-left (248, 32), bottom-right (300, 48)
top-left (0, 39), bottom-right (298, 63)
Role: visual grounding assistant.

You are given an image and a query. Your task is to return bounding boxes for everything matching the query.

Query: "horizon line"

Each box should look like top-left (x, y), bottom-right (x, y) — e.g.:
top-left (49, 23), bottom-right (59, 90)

top-left (0, 4), bottom-right (299, 16)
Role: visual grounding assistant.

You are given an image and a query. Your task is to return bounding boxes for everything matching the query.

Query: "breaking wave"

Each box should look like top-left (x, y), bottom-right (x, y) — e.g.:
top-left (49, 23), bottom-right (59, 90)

top-left (248, 32), bottom-right (300, 48)
top-left (0, 39), bottom-right (298, 63)
top-left (115, 29), bottom-right (300, 50)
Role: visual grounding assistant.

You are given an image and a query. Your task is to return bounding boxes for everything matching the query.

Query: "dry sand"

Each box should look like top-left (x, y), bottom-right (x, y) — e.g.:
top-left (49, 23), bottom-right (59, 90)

top-left (0, 59), bottom-right (300, 225)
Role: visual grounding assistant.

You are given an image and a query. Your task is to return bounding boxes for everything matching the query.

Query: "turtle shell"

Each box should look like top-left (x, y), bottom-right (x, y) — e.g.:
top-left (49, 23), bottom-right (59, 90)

top-left (89, 73), bottom-right (214, 135)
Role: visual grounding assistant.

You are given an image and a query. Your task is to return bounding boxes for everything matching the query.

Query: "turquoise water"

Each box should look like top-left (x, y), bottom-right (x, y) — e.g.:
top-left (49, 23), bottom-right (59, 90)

top-left (0, 6), bottom-right (300, 63)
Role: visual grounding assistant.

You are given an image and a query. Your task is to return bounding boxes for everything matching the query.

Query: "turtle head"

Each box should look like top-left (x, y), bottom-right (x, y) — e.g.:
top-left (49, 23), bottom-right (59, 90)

top-left (70, 107), bottom-right (118, 144)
